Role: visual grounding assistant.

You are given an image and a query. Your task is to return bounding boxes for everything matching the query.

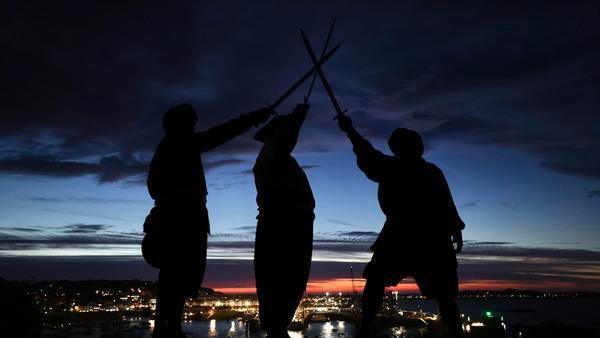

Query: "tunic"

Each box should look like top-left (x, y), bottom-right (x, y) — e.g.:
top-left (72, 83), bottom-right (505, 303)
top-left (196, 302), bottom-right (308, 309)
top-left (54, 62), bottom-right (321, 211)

top-left (145, 113), bottom-right (257, 296)
top-left (350, 133), bottom-right (465, 297)
top-left (253, 106), bottom-right (314, 332)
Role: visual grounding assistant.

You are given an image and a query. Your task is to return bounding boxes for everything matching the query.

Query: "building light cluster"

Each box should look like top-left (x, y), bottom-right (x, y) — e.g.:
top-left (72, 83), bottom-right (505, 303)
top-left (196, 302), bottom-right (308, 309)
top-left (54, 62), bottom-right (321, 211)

top-left (25, 280), bottom-right (588, 337)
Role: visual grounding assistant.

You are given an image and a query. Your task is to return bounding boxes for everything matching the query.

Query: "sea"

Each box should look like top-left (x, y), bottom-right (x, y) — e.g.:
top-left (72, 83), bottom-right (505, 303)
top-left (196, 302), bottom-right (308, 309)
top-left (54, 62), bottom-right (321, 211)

top-left (42, 298), bottom-right (600, 338)
top-left (403, 298), bottom-right (600, 328)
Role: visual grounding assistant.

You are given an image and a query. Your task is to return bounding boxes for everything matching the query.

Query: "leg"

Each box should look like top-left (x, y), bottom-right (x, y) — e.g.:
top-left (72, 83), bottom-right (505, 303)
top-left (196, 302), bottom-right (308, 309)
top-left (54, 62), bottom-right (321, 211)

top-left (260, 284), bottom-right (290, 338)
top-left (255, 217), bottom-right (289, 338)
top-left (436, 296), bottom-right (464, 338)
top-left (165, 235), bottom-right (206, 337)
top-left (155, 267), bottom-right (187, 338)
top-left (266, 328), bottom-right (290, 338)
top-left (274, 224), bottom-right (312, 338)
top-left (358, 275), bottom-right (385, 338)
top-left (153, 270), bottom-right (168, 338)
top-left (268, 285), bottom-right (305, 338)
top-left (152, 272), bottom-right (166, 338)
top-left (165, 291), bottom-right (185, 335)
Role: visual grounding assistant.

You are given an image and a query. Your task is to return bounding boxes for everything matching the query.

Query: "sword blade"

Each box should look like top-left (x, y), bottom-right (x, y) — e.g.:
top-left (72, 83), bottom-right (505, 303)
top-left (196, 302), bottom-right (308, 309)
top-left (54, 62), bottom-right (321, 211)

top-left (300, 29), bottom-right (344, 115)
top-left (305, 19), bottom-right (336, 101)
top-left (270, 43), bottom-right (340, 109)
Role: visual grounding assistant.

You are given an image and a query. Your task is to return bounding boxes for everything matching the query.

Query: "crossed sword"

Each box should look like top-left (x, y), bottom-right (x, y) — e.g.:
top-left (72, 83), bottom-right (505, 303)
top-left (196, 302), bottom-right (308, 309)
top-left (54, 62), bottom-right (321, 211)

top-left (300, 20), bottom-right (346, 116)
top-left (268, 20), bottom-right (345, 116)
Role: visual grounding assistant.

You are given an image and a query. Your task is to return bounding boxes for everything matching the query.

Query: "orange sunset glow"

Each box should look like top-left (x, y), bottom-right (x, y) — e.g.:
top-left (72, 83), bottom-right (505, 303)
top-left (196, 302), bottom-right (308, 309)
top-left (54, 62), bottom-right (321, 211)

top-left (210, 277), bottom-right (585, 294)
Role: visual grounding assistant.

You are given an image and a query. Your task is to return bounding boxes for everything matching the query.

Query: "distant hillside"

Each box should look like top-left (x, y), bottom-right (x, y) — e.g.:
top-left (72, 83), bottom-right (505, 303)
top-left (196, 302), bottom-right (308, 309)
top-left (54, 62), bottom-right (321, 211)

top-left (0, 278), bottom-right (222, 297)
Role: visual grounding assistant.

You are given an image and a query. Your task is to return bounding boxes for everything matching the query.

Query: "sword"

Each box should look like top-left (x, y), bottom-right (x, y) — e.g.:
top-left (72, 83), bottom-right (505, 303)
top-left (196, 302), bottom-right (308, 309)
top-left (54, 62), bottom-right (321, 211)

top-left (300, 29), bottom-right (347, 116)
top-left (304, 19), bottom-right (336, 103)
top-left (269, 43), bottom-right (341, 110)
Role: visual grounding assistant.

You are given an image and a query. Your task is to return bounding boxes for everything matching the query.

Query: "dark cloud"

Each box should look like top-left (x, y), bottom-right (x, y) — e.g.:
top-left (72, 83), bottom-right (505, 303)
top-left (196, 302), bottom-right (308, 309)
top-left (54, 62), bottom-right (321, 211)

top-left (207, 180), bottom-right (248, 191)
top-left (237, 169), bottom-right (254, 176)
top-left (231, 225), bottom-right (256, 231)
top-left (586, 190), bottom-right (600, 199)
top-left (0, 156), bottom-right (99, 178)
top-left (22, 197), bottom-right (62, 203)
top-left (457, 246), bottom-right (600, 287)
top-left (2, 220), bottom-right (600, 291)
top-left (540, 148), bottom-right (600, 180)
top-left (22, 196), bottom-right (143, 204)
top-left (18, 205), bottom-right (132, 222)
top-left (0, 1), bottom-right (598, 184)
top-left (338, 4), bottom-right (600, 179)
top-left (312, 231), bottom-right (378, 247)
top-left (0, 223), bottom-right (143, 250)
top-left (1, 245), bottom-right (599, 291)
top-left (0, 154), bottom-right (146, 183)
top-left (204, 158), bottom-right (247, 171)
top-left (0, 226), bottom-right (373, 254)
top-left (327, 218), bottom-right (364, 227)
top-left (209, 233), bottom-right (244, 239)
top-left (60, 223), bottom-right (111, 234)
top-left (0, 1), bottom-right (329, 184)
top-left (234, 164), bottom-right (319, 177)
top-left (461, 246), bottom-right (600, 262)
top-left (458, 201), bottom-right (478, 209)
top-left (0, 226), bottom-right (42, 235)
top-left (424, 116), bottom-right (503, 142)
top-left (206, 238), bottom-right (372, 255)
top-left (337, 231), bottom-right (378, 237)
top-left (0, 232), bottom-right (141, 250)
top-left (463, 240), bottom-right (515, 246)
top-left (0, 153), bottom-right (246, 184)
top-left (1, 227), bottom-right (43, 233)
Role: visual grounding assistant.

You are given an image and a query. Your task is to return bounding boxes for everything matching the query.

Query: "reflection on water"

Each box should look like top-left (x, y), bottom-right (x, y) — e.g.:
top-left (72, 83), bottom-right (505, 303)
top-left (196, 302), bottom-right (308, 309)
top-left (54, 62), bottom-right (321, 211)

top-left (41, 319), bottom-right (363, 338)
top-left (178, 319), bottom-right (353, 338)
top-left (42, 299), bottom-right (600, 338)
top-left (40, 318), bottom-right (438, 338)
top-left (302, 320), bottom-right (350, 338)
top-left (208, 319), bottom-right (217, 337)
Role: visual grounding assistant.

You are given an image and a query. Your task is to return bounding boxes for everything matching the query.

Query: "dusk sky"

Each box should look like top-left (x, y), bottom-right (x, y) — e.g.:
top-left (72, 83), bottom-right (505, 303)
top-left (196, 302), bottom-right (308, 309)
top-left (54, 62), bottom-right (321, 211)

top-left (1, 2), bottom-right (599, 293)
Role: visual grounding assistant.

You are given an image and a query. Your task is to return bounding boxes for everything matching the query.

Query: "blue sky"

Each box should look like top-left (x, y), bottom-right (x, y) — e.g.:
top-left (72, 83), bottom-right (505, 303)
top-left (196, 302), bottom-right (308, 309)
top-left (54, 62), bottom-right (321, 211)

top-left (1, 138), bottom-right (599, 252)
top-left (1, 1), bottom-right (599, 291)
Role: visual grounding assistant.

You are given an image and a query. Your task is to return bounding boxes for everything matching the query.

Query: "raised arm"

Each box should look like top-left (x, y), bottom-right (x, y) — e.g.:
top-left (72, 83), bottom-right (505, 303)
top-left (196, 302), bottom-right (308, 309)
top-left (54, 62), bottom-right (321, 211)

top-left (336, 114), bottom-right (386, 182)
top-left (195, 107), bottom-right (272, 153)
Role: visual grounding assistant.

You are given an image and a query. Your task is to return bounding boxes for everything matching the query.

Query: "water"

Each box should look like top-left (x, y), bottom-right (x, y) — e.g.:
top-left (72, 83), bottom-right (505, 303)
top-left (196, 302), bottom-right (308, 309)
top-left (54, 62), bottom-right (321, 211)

top-left (42, 299), bottom-right (600, 337)
top-left (178, 320), bottom-right (353, 338)
top-left (399, 298), bottom-right (600, 328)
top-left (43, 320), bottom-right (355, 338)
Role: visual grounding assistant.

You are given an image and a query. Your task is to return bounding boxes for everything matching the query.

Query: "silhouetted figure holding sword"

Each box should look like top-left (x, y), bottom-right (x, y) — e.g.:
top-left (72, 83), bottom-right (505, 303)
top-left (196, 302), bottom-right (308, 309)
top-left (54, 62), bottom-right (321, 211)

top-left (144, 103), bottom-right (272, 338)
top-left (253, 103), bottom-right (314, 338)
top-left (142, 23), bottom-right (339, 337)
top-left (336, 115), bottom-right (465, 338)
top-left (299, 23), bottom-right (464, 336)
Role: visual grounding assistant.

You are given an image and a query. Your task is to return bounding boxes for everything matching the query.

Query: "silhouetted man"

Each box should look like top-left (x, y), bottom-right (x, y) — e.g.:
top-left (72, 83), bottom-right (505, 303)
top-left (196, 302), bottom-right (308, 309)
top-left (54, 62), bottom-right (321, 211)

top-left (336, 114), bottom-right (465, 338)
top-left (146, 103), bottom-right (271, 338)
top-left (253, 103), bottom-right (314, 338)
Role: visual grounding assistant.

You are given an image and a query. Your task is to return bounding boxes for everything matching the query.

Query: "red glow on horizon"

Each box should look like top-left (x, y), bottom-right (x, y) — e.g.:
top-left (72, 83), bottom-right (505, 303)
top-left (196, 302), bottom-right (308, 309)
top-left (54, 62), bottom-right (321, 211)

top-left (213, 286), bottom-right (258, 294)
top-left (458, 279), bottom-right (579, 291)
top-left (209, 277), bottom-right (583, 295)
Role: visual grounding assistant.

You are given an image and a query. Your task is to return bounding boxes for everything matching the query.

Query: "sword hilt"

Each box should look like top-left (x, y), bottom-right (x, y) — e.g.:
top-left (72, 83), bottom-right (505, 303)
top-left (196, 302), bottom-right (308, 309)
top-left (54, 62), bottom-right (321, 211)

top-left (333, 110), bottom-right (348, 120)
top-left (265, 102), bottom-right (278, 116)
